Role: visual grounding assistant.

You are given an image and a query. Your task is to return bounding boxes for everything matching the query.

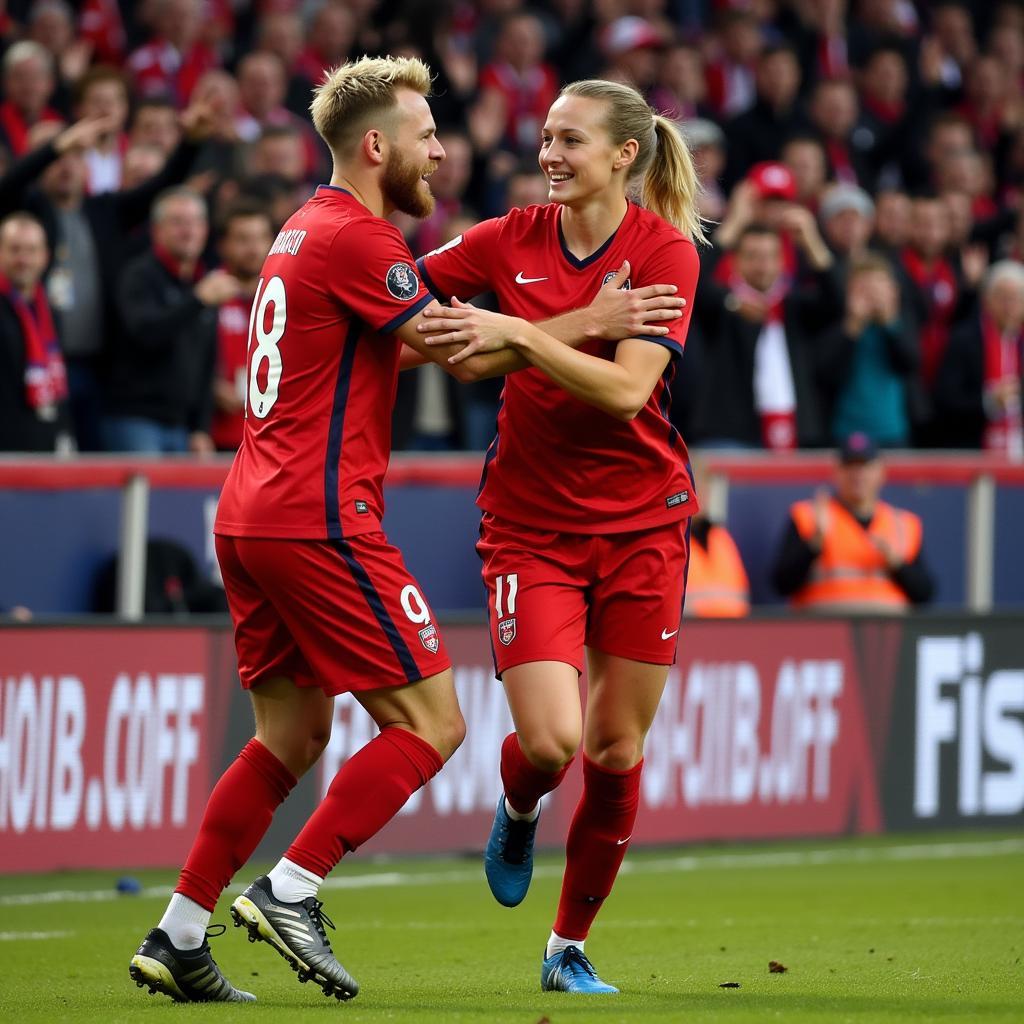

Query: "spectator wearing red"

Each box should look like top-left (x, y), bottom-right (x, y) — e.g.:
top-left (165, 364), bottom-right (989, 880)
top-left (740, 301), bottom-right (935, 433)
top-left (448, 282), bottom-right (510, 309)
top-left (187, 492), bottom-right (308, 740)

top-left (255, 10), bottom-right (312, 119)
top-left (210, 204), bottom-right (274, 452)
top-left (78, 0), bottom-right (127, 67)
top-left (294, 2), bottom-right (356, 92)
top-left (648, 44), bottom-right (711, 122)
top-left (958, 55), bottom-right (1018, 151)
top-left (693, 219), bottom-right (838, 450)
top-left (704, 8), bottom-right (762, 118)
top-left (935, 260), bottom-right (1024, 454)
top-left (782, 136), bottom-right (829, 213)
top-left (900, 195), bottom-right (965, 392)
top-left (130, 97), bottom-right (183, 156)
top-left (0, 212), bottom-right (69, 452)
top-left (476, 12), bottom-right (558, 156)
top-left (599, 16), bottom-right (666, 97)
top-left (794, 0), bottom-right (850, 84)
top-left (127, 0), bottom-right (221, 107)
top-left (724, 45), bottom-right (803, 189)
top-left (0, 42), bottom-right (63, 158)
top-left (807, 77), bottom-right (872, 189)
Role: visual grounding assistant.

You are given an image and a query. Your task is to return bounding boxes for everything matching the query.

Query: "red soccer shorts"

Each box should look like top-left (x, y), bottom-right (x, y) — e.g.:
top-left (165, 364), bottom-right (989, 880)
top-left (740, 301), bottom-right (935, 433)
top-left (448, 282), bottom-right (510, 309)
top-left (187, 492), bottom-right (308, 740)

top-left (216, 533), bottom-right (450, 696)
top-left (476, 513), bottom-right (691, 676)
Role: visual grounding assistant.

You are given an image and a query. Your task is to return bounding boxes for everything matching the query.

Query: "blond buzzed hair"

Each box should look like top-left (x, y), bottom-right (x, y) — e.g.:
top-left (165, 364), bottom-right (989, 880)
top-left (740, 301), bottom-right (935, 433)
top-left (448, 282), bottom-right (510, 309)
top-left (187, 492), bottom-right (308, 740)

top-left (310, 55), bottom-right (432, 158)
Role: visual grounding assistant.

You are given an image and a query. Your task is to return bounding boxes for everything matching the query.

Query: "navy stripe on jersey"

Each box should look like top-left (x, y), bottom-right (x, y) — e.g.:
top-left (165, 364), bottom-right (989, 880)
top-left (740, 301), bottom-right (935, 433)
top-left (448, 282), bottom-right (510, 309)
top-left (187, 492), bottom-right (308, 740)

top-left (325, 320), bottom-right (361, 539)
top-left (680, 515), bottom-right (693, 617)
top-left (635, 333), bottom-right (684, 360)
top-left (416, 256), bottom-right (444, 301)
top-left (476, 392), bottom-right (504, 498)
top-left (556, 209), bottom-right (623, 269)
top-left (379, 293), bottom-right (433, 336)
top-left (316, 184), bottom-right (353, 197)
top-left (329, 539), bottom-right (421, 683)
top-left (657, 362), bottom-right (683, 450)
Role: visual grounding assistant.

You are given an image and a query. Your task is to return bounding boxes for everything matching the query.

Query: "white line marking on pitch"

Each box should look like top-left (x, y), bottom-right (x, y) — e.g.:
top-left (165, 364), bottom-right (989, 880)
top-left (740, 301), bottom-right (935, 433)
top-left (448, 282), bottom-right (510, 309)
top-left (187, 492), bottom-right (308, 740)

top-left (0, 930), bottom-right (73, 940)
top-left (1, 837), bottom-right (1021, 909)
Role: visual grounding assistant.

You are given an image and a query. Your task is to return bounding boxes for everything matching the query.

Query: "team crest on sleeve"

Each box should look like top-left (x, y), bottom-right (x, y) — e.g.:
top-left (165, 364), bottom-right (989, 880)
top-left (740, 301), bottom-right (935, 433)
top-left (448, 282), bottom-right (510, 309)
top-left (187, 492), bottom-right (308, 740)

top-left (418, 623), bottom-right (440, 654)
top-left (601, 270), bottom-right (631, 289)
top-left (386, 262), bottom-right (419, 300)
top-left (498, 617), bottom-right (516, 646)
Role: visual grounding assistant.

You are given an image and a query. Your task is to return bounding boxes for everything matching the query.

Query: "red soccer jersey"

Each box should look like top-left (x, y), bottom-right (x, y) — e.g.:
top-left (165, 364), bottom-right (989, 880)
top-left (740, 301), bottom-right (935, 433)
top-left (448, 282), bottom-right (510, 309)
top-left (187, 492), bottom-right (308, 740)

top-left (418, 201), bottom-right (701, 534)
top-left (216, 186), bottom-right (433, 539)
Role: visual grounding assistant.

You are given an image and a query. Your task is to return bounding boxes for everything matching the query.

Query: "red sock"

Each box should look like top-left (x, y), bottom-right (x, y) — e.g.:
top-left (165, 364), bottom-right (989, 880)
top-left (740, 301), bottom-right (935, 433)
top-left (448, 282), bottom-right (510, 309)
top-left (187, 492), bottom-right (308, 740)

top-left (286, 727), bottom-right (443, 878)
top-left (176, 738), bottom-right (297, 911)
top-left (553, 755), bottom-right (643, 942)
top-left (500, 732), bottom-right (572, 814)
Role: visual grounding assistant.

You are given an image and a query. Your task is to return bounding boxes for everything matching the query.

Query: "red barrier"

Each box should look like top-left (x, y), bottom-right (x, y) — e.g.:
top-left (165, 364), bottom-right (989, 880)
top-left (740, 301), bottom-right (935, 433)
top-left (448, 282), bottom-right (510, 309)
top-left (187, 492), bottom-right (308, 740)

top-left (1, 452), bottom-right (1023, 490)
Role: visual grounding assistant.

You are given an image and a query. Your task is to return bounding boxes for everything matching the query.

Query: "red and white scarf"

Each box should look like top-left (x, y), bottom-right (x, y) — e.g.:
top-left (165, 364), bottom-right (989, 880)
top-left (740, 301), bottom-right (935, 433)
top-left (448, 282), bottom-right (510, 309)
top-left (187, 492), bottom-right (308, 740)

top-left (0, 270), bottom-right (67, 421)
top-left (981, 313), bottom-right (1023, 456)
top-left (728, 273), bottom-right (797, 450)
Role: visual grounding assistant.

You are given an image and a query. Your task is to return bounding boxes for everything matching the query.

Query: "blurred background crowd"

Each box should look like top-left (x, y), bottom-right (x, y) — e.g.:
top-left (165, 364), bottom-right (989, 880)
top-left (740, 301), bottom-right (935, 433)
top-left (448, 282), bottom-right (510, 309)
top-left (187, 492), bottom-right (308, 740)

top-left (1, 0), bottom-right (1023, 458)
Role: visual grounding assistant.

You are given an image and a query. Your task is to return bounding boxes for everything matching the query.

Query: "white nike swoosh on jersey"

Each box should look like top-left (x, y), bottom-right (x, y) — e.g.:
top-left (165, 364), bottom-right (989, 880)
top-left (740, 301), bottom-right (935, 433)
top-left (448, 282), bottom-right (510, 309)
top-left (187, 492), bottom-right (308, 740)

top-left (616, 835), bottom-right (632, 845)
top-left (515, 272), bottom-right (549, 284)
top-left (661, 628), bottom-right (679, 640)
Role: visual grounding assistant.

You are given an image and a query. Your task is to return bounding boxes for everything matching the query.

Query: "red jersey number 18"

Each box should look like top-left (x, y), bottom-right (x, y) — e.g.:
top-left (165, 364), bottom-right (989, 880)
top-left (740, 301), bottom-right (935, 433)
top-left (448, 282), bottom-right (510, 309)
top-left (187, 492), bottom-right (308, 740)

top-left (247, 275), bottom-right (287, 419)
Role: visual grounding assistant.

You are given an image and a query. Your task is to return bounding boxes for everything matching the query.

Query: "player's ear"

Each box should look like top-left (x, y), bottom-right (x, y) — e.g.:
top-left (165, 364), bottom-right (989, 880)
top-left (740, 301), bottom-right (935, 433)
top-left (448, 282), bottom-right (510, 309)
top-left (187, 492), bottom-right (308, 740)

top-left (614, 138), bottom-right (639, 173)
top-left (363, 128), bottom-right (386, 167)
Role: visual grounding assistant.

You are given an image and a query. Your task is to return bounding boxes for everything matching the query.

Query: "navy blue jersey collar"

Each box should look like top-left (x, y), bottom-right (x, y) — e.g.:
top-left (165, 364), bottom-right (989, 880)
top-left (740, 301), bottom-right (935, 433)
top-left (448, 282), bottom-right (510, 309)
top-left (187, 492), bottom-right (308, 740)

top-left (316, 184), bottom-right (354, 197)
top-left (556, 201), bottom-right (632, 270)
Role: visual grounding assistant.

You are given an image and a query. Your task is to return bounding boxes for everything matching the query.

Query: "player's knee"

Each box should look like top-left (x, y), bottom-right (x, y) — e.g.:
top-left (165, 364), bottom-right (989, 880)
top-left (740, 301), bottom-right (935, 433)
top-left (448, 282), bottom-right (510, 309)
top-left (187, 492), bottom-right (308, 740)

top-left (587, 735), bottom-right (643, 771)
top-left (303, 725), bottom-right (332, 768)
top-left (521, 728), bottom-right (579, 773)
top-left (434, 709), bottom-right (467, 762)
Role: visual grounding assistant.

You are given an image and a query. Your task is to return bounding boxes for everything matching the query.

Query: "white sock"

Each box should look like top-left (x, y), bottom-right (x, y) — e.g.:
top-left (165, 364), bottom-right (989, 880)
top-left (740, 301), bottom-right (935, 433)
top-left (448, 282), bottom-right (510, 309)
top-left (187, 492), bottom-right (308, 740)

top-left (158, 893), bottom-right (210, 951)
top-left (505, 797), bottom-right (540, 822)
top-left (546, 930), bottom-right (582, 959)
top-left (267, 857), bottom-right (324, 903)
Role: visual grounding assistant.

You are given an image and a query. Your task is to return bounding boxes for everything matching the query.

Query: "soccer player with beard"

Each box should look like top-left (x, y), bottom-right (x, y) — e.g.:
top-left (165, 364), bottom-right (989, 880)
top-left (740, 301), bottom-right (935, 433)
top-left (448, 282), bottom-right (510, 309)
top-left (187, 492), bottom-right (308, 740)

top-left (127, 56), bottom-right (469, 1006)
top-left (416, 79), bottom-right (704, 994)
top-left (128, 55), bottom-right (685, 1007)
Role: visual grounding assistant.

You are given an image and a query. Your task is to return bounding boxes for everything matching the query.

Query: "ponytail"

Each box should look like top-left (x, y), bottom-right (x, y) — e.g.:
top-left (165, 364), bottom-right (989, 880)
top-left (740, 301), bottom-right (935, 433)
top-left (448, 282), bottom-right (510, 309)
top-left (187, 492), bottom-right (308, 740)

top-left (561, 79), bottom-right (708, 245)
top-left (646, 114), bottom-right (708, 245)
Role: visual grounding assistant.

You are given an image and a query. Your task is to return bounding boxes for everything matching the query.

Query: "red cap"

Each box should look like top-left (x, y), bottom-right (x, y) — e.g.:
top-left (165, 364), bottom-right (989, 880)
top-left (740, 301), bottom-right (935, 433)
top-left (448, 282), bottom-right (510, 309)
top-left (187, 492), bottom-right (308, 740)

top-left (747, 161), bottom-right (797, 201)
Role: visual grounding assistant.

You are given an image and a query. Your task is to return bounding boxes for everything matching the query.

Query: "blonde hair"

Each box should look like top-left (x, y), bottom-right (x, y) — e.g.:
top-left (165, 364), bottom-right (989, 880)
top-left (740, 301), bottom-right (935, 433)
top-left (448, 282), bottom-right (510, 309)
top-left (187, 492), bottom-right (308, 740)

top-left (560, 79), bottom-right (708, 245)
top-left (310, 55), bottom-right (432, 158)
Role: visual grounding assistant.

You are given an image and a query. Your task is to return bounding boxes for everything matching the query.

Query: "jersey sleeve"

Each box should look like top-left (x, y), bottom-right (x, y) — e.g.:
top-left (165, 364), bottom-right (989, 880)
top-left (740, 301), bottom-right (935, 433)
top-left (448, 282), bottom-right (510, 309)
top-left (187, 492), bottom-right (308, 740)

top-left (327, 218), bottom-right (433, 334)
top-left (631, 238), bottom-right (701, 360)
top-left (416, 216), bottom-right (506, 301)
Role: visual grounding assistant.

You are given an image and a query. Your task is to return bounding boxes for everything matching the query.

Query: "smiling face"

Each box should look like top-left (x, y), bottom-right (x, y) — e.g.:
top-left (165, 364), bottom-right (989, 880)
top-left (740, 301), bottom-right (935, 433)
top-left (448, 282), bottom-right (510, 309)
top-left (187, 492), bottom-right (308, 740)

top-left (539, 94), bottom-right (634, 206)
top-left (380, 88), bottom-right (445, 218)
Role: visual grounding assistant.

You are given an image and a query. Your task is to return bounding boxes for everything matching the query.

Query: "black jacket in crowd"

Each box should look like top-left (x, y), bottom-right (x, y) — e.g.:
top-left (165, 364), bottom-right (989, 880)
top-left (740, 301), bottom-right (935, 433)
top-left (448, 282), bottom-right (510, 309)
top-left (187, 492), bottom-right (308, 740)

top-left (0, 293), bottom-right (70, 451)
top-left (933, 315), bottom-right (1022, 449)
top-left (106, 251), bottom-right (217, 432)
top-left (688, 248), bottom-right (843, 448)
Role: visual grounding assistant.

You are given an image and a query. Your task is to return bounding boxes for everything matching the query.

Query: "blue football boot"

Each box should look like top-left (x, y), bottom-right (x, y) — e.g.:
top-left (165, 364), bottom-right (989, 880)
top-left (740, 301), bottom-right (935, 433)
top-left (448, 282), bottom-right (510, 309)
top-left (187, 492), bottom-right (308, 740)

top-left (541, 945), bottom-right (619, 994)
top-left (483, 796), bottom-right (539, 907)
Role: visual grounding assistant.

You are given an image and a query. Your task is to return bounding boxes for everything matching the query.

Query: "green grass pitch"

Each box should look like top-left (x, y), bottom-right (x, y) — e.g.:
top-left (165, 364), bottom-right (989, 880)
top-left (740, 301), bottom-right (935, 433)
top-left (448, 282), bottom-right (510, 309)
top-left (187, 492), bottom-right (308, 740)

top-left (0, 832), bottom-right (1021, 1022)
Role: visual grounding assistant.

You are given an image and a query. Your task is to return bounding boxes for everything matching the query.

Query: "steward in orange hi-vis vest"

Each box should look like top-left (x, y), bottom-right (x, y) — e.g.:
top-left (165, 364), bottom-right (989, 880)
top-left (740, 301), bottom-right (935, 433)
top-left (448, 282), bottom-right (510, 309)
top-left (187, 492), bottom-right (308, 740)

top-left (685, 519), bottom-right (750, 617)
top-left (789, 496), bottom-right (922, 611)
top-left (771, 432), bottom-right (935, 612)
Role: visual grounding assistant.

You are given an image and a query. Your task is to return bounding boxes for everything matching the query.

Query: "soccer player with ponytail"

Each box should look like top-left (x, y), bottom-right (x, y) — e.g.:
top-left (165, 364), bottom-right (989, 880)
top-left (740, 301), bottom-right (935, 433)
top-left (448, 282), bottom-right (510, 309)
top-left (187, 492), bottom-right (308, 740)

top-left (417, 79), bottom-right (704, 994)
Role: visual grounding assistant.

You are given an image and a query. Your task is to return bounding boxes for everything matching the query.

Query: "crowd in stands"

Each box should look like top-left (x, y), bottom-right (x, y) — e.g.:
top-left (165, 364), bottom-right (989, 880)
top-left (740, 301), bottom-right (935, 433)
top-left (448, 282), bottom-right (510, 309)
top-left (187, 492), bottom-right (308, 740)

top-left (1, 0), bottom-right (1023, 457)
